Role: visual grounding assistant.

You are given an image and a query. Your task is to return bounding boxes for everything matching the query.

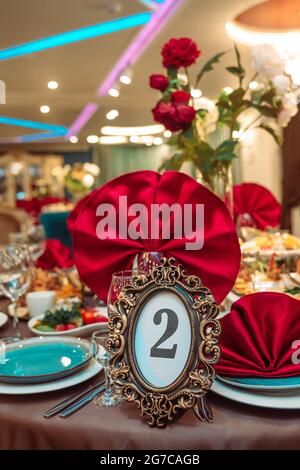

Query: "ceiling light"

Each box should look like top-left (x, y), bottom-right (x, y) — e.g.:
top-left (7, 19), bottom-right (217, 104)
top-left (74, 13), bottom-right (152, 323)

top-left (87, 135), bottom-right (99, 144)
top-left (106, 109), bottom-right (119, 120)
top-left (191, 88), bottom-right (202, 99)
top-left (108, 87), bottom-right (120, 97)
top-left (163, 130), bottom-right (172, 138)
top-left (223, 87), bottom-right (233, 94)
top-left (40, 105), bottom-right (50, 113)
top-left (99, 136), bottom-right (128, 144)
top-left (139, 135), bottom-right (153, 144)
top-left (249, 81), bottom-right (259, 90)
top-left (69, 136), bottom-right (78, 144)
top-left (47, 80), bottom-right (59, 89)
top-left (226, 20), bottom-right (300, 47)
top-left (120, 70), bottom-right (132, 85)
top-left (101, 124), bottom-right (164, 136)
top-left (130, 135), bottom-right (140, 143)
top-left (153, 137), bottom-right (163, 145)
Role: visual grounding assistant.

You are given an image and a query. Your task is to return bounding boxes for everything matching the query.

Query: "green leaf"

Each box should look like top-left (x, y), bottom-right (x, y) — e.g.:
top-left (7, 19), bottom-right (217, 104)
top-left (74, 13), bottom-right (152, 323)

top-left (259, 124), bottom-right (282, 145)
top-left (228, 87), bottom-right (245, 109)
top-left (195, 51), bottom-right (227, 86)
top-left (234, 44), bottom-right (245, 83)
top-left (253, 104), bottom-right (278, 118)
top-left (196, 108), bottom-right (209, 119)
top-left (226, 66), bottom-right (241, 76)
top-left (158, 153), bottom-right (185, 172)
top-left (216, 139), bottom-right (238, 153)
top-left (215, 151), bottom-right (238, 161)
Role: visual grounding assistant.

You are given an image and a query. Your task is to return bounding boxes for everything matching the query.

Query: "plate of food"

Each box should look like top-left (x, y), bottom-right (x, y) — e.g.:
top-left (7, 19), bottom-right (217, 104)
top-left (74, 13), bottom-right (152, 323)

top-left (227, 254), bottom-right (300, 306)
top-left (241, 232), bottom-right (300, 258)
top-left (28, 300), bottom-right (108, 337)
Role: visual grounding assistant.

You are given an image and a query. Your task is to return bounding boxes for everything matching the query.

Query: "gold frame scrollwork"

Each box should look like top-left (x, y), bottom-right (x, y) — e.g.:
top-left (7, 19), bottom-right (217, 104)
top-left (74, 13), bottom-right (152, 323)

top-left (107, 257), bottom-right (221, 427)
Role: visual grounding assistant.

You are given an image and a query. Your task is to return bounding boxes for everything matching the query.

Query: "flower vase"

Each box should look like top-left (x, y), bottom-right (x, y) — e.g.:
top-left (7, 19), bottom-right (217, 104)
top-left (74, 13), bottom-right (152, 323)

top-left (196, 163), bottom-right (233, 218)
top-left (195, 124), bottom-right (234, 217)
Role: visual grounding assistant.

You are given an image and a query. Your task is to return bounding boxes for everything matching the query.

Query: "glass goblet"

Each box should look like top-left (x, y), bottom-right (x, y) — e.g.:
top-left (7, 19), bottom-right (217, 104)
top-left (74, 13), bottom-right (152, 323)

top-left (91, 330), bottom-right (122, 407)
top-left (27, 224), bottom-right (46, 262)
top-left (107, 269), bottom-right (145, 317)
top-left (0, 245), bottom-right (31, 341)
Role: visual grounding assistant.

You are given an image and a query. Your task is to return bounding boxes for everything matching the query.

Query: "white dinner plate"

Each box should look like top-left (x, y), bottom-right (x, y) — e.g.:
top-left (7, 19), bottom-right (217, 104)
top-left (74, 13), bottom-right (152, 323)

top-left (211, 378), bottom-right (300, 409)
top-left (0, 312), bottom-right (8, 328)
top-left (0, 358), bottom-right (101, 395)
top-left (27, 307), bottom-right (108, 337)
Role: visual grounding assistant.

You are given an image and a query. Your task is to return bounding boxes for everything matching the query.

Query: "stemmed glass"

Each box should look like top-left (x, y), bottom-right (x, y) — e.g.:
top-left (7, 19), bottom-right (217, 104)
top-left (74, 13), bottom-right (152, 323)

top-left (91, 330), bottom-right (122, 407)
top-left (107, 269), bottom-right (146, 316)
top-left (9, 224), bottom-right (46, 263)
top-left (0, 245), bottom-right (31, 342)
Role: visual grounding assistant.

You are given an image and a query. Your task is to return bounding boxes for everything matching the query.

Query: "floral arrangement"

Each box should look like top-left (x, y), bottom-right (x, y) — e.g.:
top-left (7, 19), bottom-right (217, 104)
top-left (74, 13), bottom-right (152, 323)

top-left (64, 162), bottom-right (100, 199)
top-left (150, 37), bottom-right (300, 193)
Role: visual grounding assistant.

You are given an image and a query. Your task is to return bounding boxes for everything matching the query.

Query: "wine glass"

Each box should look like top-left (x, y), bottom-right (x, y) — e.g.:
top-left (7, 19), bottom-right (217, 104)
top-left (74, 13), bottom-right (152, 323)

top-left (27, 224), bottom-right (46, 262)
top-left (91, 330), bottom-right (122, 407)
top-left (107, 270), bottom-right (145, 316)
top-left (0, 245), bottom-right (31, 342)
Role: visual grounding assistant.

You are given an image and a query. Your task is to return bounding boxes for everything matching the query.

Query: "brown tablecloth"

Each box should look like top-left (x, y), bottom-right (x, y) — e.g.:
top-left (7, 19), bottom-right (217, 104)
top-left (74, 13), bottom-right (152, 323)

top-left (1, 311), bottom-right (300, 450)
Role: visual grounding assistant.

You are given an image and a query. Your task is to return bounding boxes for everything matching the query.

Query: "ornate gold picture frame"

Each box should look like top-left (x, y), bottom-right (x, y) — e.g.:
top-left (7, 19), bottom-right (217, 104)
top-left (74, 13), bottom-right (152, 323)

top-left (107, 257), bottom-right (221, 427)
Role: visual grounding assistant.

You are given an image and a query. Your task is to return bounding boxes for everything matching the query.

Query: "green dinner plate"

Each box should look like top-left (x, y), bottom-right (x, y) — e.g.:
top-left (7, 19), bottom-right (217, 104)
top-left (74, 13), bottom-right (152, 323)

top-left (217, 375), bottom-right (300, 391)
top-left (0, 337), bottom-right (92, 384)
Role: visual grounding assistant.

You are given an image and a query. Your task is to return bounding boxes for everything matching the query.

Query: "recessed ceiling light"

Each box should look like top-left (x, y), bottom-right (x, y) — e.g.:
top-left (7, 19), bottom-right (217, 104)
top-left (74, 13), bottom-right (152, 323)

top-left (106, 109), bottom-right (119, 120)
top-left (249, 81), bottom-right (259, 90)
top-left (69, 135), bottom-right (78, 144)
top-left (47, 80), bottom-right (59, 90)
top-left (223, 87), bottom-right (233, 94)
top-left (153, 137), bottom-right (163, 145)
top-left (191, 88), bottom-right (202, 99)
top-left (40, 105), bottom-right (50, 113)
top-left (120, 70), bottom-right (132, 85)
top-left (130, 135), bottom-right (139, 143)
top-left (87, 135), bottom-right (99, 144)
top-left (139, 135), bottom-right (153, 144)
top-left (163, 130), bottom-right (172, 138)
top-left (108, 87), bottom-right (120, 97)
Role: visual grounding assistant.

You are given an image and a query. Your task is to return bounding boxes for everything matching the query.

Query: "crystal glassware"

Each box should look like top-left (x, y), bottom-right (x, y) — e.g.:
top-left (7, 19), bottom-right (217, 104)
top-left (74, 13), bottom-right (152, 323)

top-left (27, 224), bottom-right (46, 262)
top-left (107, 269), bottom-right (146, 316)
top-left (0, 245), bottom-right (31, 342)
top-left (91, 330), bottom-right (122, 407)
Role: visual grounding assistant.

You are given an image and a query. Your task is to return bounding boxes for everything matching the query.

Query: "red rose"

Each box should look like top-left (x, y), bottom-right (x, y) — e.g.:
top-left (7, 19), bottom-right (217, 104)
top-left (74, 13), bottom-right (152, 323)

top-left (171, 90), bottom-right (191, 104)
top-left (152, 101), bottom-right (196, 131)
top-left (176, 105), bottom-right (196, 123)
top-left (152, 102), bottom-right (183, 132)
top-left (162, 38), bottom-right (201, 69)
top-left (149, 74), bottom-right (169, 92)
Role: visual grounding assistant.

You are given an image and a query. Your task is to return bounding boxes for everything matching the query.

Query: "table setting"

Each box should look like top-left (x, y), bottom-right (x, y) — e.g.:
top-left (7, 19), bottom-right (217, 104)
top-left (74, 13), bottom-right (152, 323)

top-left (3, 29), bottom-right (300, 451)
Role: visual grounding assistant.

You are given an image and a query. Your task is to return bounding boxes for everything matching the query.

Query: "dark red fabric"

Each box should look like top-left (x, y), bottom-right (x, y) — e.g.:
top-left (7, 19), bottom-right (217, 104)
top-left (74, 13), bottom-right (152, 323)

top-left (16, 197), bottom-right (64, 218)
top-left (70, 170), bottom-right (240, 304)
top-left (37, 239), bottom-right (74, 270)
top-left (217, 292), bottom-right (300, 378)
top-left (233, 183), bottom-right (281, 229)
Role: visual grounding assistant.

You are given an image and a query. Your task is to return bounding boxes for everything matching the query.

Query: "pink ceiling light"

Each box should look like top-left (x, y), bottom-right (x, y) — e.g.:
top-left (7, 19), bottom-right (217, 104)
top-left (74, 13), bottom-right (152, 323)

top-left (98, 0), bottom-right (185, 97)
top-left (65, 0), bottom-right (185, 139)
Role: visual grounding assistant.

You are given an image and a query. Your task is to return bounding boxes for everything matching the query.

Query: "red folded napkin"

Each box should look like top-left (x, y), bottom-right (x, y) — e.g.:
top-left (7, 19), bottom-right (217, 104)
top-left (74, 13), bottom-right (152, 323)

top-left (70, 170), bottom-right (240, 304)
top-left (233, 183), bottom-right (281, 229)
top-left (217, 292), bottom-right (300, 378)
top-left (16, 197), bottom-right (65, 218)
top-left (37, 239), bottom-right (74, 270)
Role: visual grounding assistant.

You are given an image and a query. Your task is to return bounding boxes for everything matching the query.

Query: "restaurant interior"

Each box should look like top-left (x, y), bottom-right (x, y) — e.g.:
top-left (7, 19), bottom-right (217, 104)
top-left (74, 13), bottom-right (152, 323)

top-left (2, 0), bottom-right (300, 453)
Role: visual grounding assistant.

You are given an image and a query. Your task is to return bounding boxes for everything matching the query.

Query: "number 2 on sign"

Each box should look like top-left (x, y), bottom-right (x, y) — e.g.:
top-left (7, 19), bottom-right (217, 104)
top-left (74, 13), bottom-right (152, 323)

top-left (150, 309), bottom-right (178, 359)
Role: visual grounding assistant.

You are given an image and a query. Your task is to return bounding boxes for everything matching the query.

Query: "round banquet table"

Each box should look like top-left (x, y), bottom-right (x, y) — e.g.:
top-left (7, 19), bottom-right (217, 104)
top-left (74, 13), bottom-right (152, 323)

top-left (1, 309), bottom-right (300, 450)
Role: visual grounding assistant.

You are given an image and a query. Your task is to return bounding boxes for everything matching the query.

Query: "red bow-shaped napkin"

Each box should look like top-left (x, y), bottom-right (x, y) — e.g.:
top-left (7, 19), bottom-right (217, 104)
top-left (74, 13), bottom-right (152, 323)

top-left (233, 183), bottom-right (281, 229)
top-left (217, 292), bottom-right (300, 378)
top-left (37, 239), bottom-right (74, 270)
top-left (69, 170), bottom-right (240, 304)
